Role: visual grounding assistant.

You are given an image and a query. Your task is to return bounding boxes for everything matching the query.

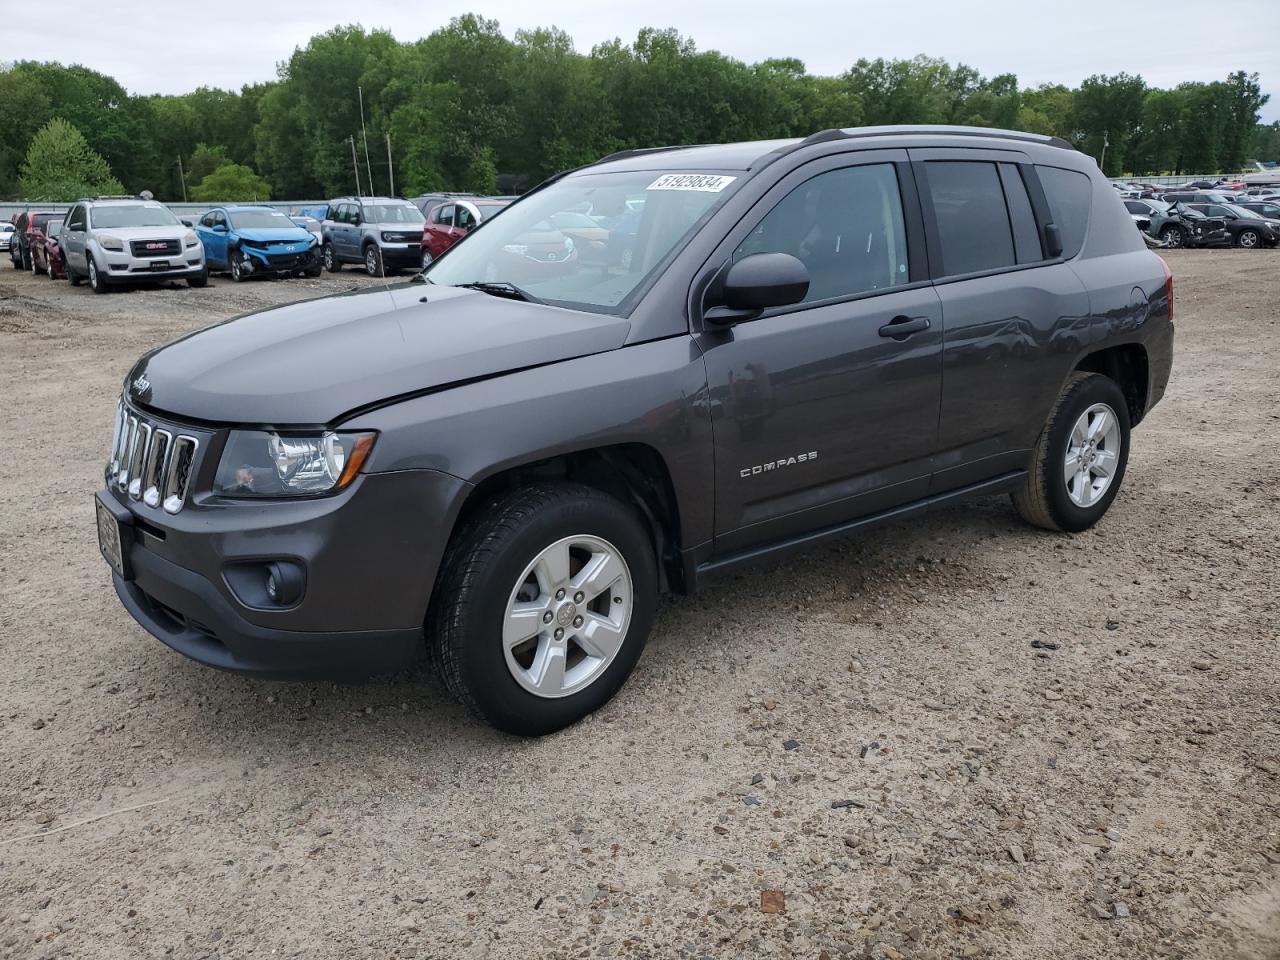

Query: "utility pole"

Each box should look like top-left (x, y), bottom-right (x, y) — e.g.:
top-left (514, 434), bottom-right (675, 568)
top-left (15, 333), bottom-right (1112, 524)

top-left (176, 155), bottom-right (188, 203)
top-left (358, 86), bottom-right (374, 194)
top-left (349, 136), bottom-right (363, 196)
top-left (1100, 131), bottom-right (1110, 173)
top-left (386, 133), bottom-right (395, 197)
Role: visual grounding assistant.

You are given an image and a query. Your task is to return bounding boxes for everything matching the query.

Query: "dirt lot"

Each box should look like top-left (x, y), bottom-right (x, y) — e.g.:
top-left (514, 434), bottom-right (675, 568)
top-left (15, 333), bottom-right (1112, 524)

top-left (0, 252), bottom-right (1277, 960)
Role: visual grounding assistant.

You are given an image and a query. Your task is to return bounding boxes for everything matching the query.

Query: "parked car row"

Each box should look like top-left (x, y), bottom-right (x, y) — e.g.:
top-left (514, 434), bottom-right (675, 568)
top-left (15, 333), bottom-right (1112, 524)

top-left (1124, 195), bottom-right (1280, 249)
top-left (9, 196), bottom-right (332, 291)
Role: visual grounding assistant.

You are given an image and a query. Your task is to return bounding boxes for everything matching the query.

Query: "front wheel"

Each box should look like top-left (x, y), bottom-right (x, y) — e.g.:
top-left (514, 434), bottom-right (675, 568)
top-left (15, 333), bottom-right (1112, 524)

top-left (364, 244), bottom-right (384, 277)
top-left (1158, 225), bottom-right (1185, 248)
top-left (229, 251), bottom-right (247, 282)
top-left (322, 242), bottom-right (340, 273)
top-left (1236, 229), bottom-right (1261, 249)
top-left (88, 256), bottom-right (109, 294)
top-left (420, 249), bottom-right (433, 271)
top-left (429, 483), bottom-right (658, 736)
top-left (187, 266), bottom-right (208, 288)
top-left (1012, 372), bottom-right (1131, 533)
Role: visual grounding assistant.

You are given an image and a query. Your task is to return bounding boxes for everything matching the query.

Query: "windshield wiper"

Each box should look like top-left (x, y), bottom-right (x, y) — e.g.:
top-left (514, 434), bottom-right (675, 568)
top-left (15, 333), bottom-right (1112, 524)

top-left (456, 281), bottom-right (543, 304)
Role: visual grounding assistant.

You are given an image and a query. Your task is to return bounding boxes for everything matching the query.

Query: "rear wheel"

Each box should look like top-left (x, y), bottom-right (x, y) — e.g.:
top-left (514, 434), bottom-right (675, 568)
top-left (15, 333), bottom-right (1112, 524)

top-left (430, 483), bottom-right (657, 736)
top-left (1236, 229), bottom-right (1261, 249)
top-left (322, 242), bottom-right (340, 273)
top-left (1013, 372), bottom-right (1131, 533)
top-left (1158, 225), bottom-right (1185, 248)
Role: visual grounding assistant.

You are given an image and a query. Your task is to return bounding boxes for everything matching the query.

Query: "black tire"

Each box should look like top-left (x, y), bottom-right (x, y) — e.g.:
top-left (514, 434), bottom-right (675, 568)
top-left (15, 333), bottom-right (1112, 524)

top-left (429, 483), bottom-right (658, 736)
top-left (420, 249), bottom-right (433, 271)
top-left (1158, 225), bottom-right (1185, 248)
top-left (229, 251), bottom-right (246, 282)
top-left (1012, 372), bottom-right (1131, 533)
top-left (87, 256), bottom-right (110, 294)
top-left (187, 267), bottom-right (208, 288)
top-left (364, 243), bottom-right (384, 277)
top-left (304, 263), bottom-right (322, 278)
top-left (68, 265), bottom-right (82, 287)
top-left (322, 242), bottom-right (340, 273)
top-left (1236, 229), bottom-right (1261, 249)
top-left (31, 250), bottom-right (44, 276)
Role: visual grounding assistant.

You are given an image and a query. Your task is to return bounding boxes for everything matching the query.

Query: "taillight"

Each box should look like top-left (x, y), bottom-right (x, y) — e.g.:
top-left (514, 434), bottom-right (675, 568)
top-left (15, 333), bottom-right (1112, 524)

top-left (1158, 255), bottom-right (1173, 325)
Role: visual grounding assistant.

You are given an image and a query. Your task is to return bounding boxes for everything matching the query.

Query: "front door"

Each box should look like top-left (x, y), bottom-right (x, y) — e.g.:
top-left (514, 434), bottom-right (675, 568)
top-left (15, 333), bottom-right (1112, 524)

top-left (695, 153), bottom-right (945, 556)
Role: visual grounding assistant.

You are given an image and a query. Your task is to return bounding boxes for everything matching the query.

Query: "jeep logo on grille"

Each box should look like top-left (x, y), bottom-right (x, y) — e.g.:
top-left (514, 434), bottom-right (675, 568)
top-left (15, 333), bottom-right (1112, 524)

top-left (145, 242), bottom-right (166, 249)
top-left (131, 374), bottom-right (151, 399)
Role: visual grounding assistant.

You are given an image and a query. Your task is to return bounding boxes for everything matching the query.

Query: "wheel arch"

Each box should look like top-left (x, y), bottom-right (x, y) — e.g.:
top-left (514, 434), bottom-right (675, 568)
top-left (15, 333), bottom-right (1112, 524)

top-left (1073, 343), bottom-right (1150, 426)
top-left (449, 443), bottom-right (688, 595)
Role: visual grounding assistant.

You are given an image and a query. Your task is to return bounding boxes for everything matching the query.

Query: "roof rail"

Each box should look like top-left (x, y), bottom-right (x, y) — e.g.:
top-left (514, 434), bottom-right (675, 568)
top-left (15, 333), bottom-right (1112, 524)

top-left (594, 144), bottom-right (700, 165)
top-left (800, 125), bottom-right (1076, 152)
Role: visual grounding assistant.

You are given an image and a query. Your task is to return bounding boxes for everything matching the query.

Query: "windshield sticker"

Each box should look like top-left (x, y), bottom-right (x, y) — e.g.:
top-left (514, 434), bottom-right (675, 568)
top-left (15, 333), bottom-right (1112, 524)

top-left (647, 174), bottom-right (737, 193)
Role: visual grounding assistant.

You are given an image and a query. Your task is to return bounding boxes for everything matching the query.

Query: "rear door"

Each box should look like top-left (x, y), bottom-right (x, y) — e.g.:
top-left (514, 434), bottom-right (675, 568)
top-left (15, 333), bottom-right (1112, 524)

top-left (697, 150), bottom-right (945, 555)
top-left (910, 150), bottom-right (1091, 490)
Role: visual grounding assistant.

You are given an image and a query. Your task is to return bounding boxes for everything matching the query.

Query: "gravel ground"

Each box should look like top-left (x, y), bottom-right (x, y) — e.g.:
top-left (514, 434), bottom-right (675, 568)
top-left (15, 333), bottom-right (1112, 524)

top-left (0, 252), bottom-right (1277, 960)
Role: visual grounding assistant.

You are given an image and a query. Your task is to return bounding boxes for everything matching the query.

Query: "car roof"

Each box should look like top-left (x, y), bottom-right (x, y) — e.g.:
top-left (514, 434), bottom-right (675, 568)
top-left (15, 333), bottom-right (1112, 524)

top-left (223, 205), bottom-right (282, 212)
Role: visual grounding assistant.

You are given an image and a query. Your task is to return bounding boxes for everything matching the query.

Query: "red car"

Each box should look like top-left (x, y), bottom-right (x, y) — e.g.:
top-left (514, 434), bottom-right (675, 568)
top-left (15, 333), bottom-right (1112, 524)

top-left (9, 211), bottom-right (59, 272)
top-left (419, 198), bottom-right (510, 269)
top-left (39, 223), bottom-right (68, 280)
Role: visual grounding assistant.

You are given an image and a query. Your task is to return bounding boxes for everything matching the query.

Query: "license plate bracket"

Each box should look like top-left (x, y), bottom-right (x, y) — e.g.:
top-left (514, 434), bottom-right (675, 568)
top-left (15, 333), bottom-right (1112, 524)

top-left (149, 259), bottom-right (170, 270)
top-left (95, 494), bottom-right (133, 580)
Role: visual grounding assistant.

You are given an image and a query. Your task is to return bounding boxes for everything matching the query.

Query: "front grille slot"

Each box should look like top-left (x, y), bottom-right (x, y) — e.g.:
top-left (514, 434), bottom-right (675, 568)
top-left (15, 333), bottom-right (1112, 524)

top-left (164, 436), bottom-right (198, 515)
top-left (106, 401), bottom-right (200, 514)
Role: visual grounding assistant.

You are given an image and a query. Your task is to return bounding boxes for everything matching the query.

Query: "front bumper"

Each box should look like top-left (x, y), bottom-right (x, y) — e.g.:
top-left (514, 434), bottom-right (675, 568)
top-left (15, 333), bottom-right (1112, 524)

top-left (98, 466), bottom-right (470, 680)
top-left (379, 242), bottom-right (422, 267)
top-left (103, 250), bottom-right (205, 278)
top-left (242, 244), bottom-right (319, 273)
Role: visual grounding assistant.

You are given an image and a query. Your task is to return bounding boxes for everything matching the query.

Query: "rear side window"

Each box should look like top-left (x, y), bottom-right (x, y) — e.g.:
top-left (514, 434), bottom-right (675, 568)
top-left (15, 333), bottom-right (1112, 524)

top-left (1036, 166), bottom-right (1092, 259)
top-left (924, 160), bottom-right (1016, 276)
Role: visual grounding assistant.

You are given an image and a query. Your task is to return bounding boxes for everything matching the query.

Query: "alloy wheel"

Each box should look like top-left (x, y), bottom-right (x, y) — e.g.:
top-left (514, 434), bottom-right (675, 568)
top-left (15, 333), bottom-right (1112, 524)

top-left (1064, 402), bottom-right (1122, 508)
top-left (502, 534), bottom-right (633, 698)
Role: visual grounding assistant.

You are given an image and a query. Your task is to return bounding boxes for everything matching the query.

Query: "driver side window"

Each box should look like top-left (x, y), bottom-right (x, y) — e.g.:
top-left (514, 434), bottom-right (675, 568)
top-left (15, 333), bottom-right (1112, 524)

top-left (735, 164), bottom-right (909, 303)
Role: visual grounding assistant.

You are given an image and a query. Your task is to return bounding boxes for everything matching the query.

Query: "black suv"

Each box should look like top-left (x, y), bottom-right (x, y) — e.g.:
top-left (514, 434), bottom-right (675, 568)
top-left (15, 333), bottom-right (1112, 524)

top-left (97, 126), bottom-right (1174, 735)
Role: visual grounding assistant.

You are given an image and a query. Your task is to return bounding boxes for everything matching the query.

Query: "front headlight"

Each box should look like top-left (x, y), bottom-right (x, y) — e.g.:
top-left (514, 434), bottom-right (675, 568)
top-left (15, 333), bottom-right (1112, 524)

top-left (214, 430), bottom-right (376, 498)
top-left (98, 234), bottom-right (124, 251)
top-left (184, 231), bottom-right (199, 248)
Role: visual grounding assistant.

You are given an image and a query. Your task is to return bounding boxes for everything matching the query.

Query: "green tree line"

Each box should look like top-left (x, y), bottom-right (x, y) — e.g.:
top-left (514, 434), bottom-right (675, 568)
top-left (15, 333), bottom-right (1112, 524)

top-left (1, 16), bottom-right (1274, 202)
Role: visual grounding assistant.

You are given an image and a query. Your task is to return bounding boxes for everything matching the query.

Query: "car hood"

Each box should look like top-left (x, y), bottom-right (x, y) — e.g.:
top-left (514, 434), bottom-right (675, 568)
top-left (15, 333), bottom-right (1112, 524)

top-left (235, 227), bottom-right (315, 244)
top-left (127, 283), bottom-right (631, 425)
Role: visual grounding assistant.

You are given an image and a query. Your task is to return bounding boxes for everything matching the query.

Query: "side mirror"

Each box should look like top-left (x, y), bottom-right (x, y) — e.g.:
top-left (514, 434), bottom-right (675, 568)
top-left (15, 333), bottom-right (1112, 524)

top-left (180, 218), bottom-right (193, 227)
top-left (213, 223), bottom-right (227, 233)
top-left (1043, 223), bottom-right (1064, 259)
top-left (705, 253), bottom-right (810, 326)
top-left (351, 215), bottom-right (362, 226)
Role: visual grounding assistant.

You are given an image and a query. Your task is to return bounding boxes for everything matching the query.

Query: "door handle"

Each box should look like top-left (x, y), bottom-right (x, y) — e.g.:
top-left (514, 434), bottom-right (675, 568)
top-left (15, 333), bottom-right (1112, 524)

top-left (878, 315), bottom-right (932, 339)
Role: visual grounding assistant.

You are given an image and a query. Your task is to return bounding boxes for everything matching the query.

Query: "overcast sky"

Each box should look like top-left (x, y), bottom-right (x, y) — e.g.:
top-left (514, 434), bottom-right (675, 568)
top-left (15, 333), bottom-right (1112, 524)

top-left (6, 0), bottom-right (1279, 122)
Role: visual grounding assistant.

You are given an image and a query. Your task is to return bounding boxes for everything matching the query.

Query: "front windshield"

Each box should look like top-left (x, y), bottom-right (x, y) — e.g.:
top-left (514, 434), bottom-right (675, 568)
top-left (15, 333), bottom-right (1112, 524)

top-left (90, 204), bottom-right (179, 229)
top-left (230, 209), bottom-right (297, 229)
top-left (364, 202), bottom-right (425, 225)
top-left (424, 170), bottom-right (739, 313)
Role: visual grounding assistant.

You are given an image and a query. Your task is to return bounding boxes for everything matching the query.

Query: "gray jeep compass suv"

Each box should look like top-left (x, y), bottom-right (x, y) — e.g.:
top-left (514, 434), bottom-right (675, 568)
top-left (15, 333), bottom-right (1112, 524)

top-left (97, 126), bottom-right (1174, 735)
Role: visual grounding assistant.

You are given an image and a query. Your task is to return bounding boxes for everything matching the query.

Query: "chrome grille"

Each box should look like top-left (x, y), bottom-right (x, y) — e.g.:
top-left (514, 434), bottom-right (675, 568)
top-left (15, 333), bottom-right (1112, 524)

top-left (107, 399), bottom-right (200, 514)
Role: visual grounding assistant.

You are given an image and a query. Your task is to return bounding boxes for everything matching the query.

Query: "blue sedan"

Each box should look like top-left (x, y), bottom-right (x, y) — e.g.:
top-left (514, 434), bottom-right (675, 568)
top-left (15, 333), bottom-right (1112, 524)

top-left (194, 205), bottom-right (321, 281)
